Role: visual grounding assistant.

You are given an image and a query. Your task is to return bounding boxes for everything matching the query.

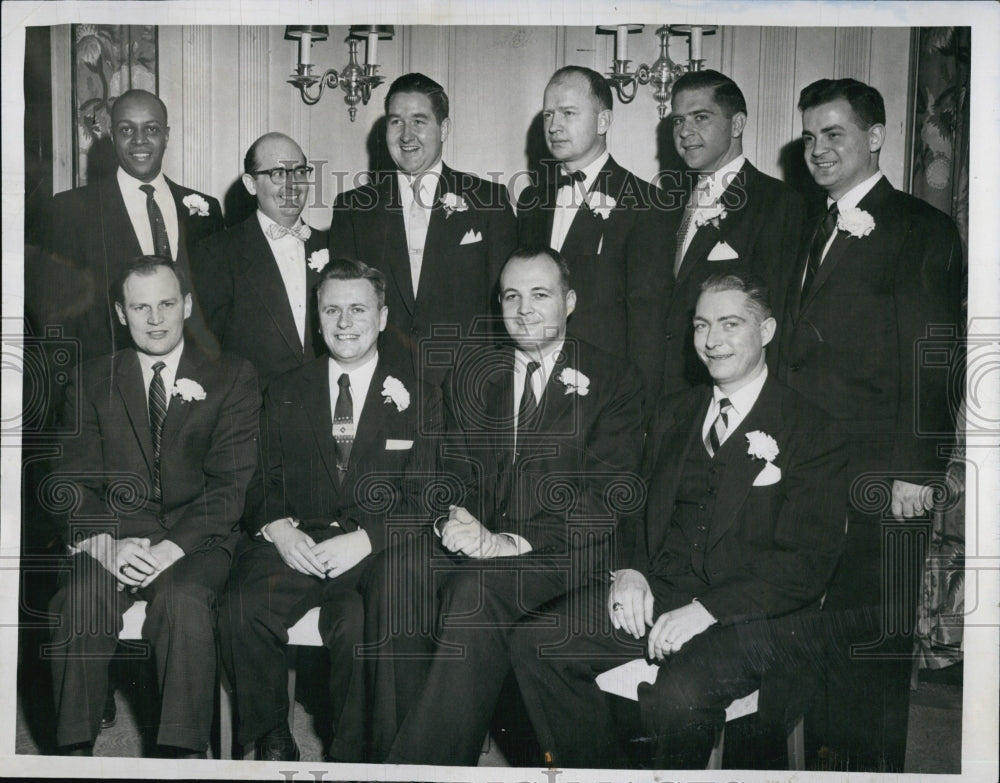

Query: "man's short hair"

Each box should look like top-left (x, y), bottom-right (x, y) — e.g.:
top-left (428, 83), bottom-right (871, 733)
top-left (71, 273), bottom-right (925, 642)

top-left (111, 89), bottom-right (168, 124)
top-left (671, 69), bottom-right (747, 117)
top-left (549, 66), bottom-right (613, 112)
top-left (385, 72), bottom-right (449, 123)
top-left (501, 247), bottom-right (572, 294)
top-left (699, 273), bottom-right (773, 323)
top-left (112, 256), bottom-right (189, 306)
top-left (798, 78), bottom-right (886, 128)
top-left (317, 257), bottom-right (388, 309)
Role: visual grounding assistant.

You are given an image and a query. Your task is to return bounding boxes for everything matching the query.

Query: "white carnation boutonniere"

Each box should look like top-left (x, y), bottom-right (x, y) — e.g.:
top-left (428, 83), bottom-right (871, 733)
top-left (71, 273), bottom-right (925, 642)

top-left (307, 249), bottom-right (329, 272)
top-left (836, 206), bottom-right (876, 238)
top-left (695, 204), bottom-right (728, 230)
top-left (586, 191), bottom-right (616, 220)
top-left (381, 376), bottom-right (411, 412)
top-left (439, 192), bottom-right (468, 218)
top-left (181, 193), bottom-right (211, 217)
top-left (171, 378), bottom-right (206, 403)
top-left (557, 367), bottom-right (590, 396)
top-left (746, 430), bottom-right (781, 486)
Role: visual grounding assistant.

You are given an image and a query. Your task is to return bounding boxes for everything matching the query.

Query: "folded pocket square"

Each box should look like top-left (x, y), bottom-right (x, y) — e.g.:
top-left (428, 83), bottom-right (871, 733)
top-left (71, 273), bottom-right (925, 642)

top-left (460, 229), bottom-right (483, 245)
top-left (753, 462), bottom-right (782, 486)
top-left (385, 439), bottom-right (413, 450)
top-left (707, 240), bottom-right (739, 261)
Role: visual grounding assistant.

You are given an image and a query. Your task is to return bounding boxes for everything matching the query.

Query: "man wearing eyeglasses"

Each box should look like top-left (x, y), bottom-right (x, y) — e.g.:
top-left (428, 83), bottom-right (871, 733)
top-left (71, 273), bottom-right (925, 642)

top-left (191, 132), bottom-right (329, 390)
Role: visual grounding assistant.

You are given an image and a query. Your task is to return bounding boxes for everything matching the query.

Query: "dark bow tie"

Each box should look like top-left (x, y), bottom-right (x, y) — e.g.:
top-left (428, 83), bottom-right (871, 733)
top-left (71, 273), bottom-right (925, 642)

top-left (267, 222), bottom-right (312, 242)
top-left (555, 169), bottom-right (586, 189)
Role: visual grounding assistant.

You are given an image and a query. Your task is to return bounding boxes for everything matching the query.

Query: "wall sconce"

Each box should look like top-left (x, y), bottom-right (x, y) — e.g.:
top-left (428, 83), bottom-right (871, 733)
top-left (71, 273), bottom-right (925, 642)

top-left (285, 25), bottom-right (394, 121)
top-left (598, 23), bottom-right (719, 119)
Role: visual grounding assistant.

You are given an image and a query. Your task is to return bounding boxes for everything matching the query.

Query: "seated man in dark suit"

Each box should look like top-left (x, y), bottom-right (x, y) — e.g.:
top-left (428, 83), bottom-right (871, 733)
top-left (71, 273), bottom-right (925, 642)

top-left (364, 247), bottom-right (645, 765)
top-left (46, 257), bottom-right (260, 757)
top-left (191, 132), bottom-right (329, 391)
top-left (218, 258), bottom-right (441, 762)
top-left (510, 273), bottom-right (848, 769)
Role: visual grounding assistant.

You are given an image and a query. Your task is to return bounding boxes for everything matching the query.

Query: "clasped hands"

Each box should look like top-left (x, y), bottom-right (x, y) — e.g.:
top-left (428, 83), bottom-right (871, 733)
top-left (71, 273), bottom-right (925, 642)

top-left (437, 505), bottom-right (521, 559)
top-left (268, 518), bottom-right (371, 579)
top-left (75, 533), bottom-right (184, 590)
top-left (608, 568), bottom-right (717, 659)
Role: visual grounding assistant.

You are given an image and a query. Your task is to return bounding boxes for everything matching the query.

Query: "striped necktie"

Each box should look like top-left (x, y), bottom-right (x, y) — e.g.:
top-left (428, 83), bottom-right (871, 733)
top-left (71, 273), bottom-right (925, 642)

top-left (333, 373), bottom-right (354, 482)
top-left (704, 397), bottom-right (733, 458)
top-left (801, 202), bottom-right (839, 300)
top-left (149, 361), bottom-right (167, 502)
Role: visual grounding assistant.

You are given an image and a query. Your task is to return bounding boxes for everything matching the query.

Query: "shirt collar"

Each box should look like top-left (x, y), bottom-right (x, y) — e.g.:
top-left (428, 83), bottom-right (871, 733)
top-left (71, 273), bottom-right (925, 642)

top-left (830, 170), bottom-right (883, 211)
top-left (328, 351), bottom-right (379, 383)
top-left (398, 160), bottom-right (444, 199)
top-left (137, 337), bottom-right (185, 376)
top-left (118, 166), bottom-right (169, 197)
top-left (256, 209), bottom-right (306, 235)
top-left (514, 340), bottom-right (565, 378)
top-left (712, 363), bottom-right (768, 415)
top-left (693, 154), bottom-right (746, 205)
top-left (563, 151), bottom-right (610, 191)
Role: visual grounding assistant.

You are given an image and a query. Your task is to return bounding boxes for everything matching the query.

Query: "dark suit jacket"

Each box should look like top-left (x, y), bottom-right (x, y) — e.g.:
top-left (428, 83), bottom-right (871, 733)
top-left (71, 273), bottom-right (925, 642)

top-left (54, 343), bottom-right (260, 555)
top-left (444, 339), bottom-right (644, 555)
top-left (624, 376), bottom-right (848, 624)
top-left (662, 161), bottom-right (805, 394)
top-left (190, 215), bottom-right (328, 390)
top-left (245, 356), bottom-right (442, 556)
top-left (43, 172), bottom-right (223, 361)
top-left (517, 156), bottom-right (672, 401)
top-left (328, 165), bottom-right (517, 382)
top-left (778, 176), bottom-right (963, 479)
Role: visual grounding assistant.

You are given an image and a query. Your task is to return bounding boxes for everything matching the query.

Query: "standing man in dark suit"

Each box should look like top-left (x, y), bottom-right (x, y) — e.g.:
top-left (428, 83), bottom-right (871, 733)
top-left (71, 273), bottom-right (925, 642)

top-left (218, 259), bottom-right (441, 762)
top-left (517, 66), bottom-right (670, 400)
top-left (44, 89), bottom-right (223, 361)
top-left (510, 274), bottom-right (847, 769)
top-left (191, 132), bottom-right (328, 390)
top-left (328, 73), bottom-right (517, 385)
top-left (365, 247), bottom-right (645, 765)
top-left (46, 257), bottom-right (259, 757)
top-left (779, 78), bottom-right (964, 770)
top-left (662, 70), bottom-right (804, 394)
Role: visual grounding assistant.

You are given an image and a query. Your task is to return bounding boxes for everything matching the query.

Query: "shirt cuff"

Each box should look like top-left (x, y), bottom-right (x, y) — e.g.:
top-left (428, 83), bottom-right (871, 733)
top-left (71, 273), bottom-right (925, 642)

top-left (498, 532), bottom-right (532, 556)
top-left (259, 517), bottom-right (299, 543)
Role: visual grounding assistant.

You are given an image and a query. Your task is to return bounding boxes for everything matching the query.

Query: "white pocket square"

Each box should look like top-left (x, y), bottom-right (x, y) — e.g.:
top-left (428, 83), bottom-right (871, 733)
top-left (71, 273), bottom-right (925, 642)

top-left (753, 462), bottom-right (782, 486)
top-left (460, 229), bottom-right (482, 245)
top-left (385, 439), bottom-right (413, 450)
top-left (707, 240), bottom-right (739, 261)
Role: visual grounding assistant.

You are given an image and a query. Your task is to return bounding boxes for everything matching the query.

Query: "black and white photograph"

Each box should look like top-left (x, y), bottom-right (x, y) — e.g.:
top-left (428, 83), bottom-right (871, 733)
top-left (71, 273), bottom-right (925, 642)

top-left (2, 1), bottom-right (997, 781)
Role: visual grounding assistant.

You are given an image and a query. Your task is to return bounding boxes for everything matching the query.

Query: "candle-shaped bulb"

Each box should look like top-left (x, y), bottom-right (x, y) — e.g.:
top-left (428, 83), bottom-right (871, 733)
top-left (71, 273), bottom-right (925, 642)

top-left (299, 32), bottom-right (312, 67)
top-left (366, 31), bottom-right (379, 67)
top-left (616, 25), bottom-right (628, 62)
top-left (690, 26), bottom-right (703, 62)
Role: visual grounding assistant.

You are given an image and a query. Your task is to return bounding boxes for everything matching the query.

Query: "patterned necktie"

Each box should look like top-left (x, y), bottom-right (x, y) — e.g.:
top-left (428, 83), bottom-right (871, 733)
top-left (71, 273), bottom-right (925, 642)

top-left (407, 180), bottom-right (429, 297)
top-left (266, 222), bottom-right (312, 241)
top-left (801, 202), bottom-right (840, 300)
top-left (139, 184), bottom-right (172, 259)
top-left (148, 361), bottom-right (167, 502)
top-left (516, 361), bottom-right (541, 439)
top-left (332, 373), bottom-right (354, 482)
top-left (674, 176), bottom-right (708, 278)
top-left (555, 168), bottom-right (586, 190)
top-left (704, 397), bottom-right (733, 458)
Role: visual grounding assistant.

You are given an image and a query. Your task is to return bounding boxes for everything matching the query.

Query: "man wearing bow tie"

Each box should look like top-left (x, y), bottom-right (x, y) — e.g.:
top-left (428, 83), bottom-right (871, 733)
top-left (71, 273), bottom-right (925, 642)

top-left (46, 257), bottom-right (259, 757)
top-left (778, 78), bottom-right (964, 771)
top-left (328, 72), bottom-right (517, 385)
top-left (517, 66), bottom-right (671, 401)
top-left (510, 274), bottom-right (847, 769)
top-left (661, 70), bottom-right (804, 395)
top-left (191, 133), bottom-right (329, 391)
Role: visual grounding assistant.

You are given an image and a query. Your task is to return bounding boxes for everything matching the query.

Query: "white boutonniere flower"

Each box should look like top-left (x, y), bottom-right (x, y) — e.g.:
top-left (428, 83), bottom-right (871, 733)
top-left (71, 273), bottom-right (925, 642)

top-left (171, 378), bottom-right (206, 402)
top-left (381, 376), bottom-right (411, 411)
top-left (181, 193), bottom-right (211, 217)
top-left (746, 430), bottom-right (779, 462)
top-left (836, 206), bottom-right (876, 238)
top-left (695, 204), bottom-right (728, 229)
top-left (307, 249), bottom-right (329, 272)
top-left (586, 191), bottom-right (616, 220)
top-left (439, 192), bottom-right (468, 218)
top-left (558, 367), bottom-right (590, 396)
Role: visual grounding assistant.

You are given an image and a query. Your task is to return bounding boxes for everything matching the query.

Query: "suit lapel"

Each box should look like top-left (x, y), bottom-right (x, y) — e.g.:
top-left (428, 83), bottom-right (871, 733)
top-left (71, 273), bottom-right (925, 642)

top-left (560, 158), bottom-right (623, 257)
top-left (418, 168), bottom-right (452, 306)
top-left (676, 163), bottom-right (752, 283)
top-left (166, 178), bottom-right (192, 264)
top-left (160, 344), bottom-right (205, 454)
top-left (99, 175), bottom-right (144, 261)
top-left (301, 359), bottom-right (340, 489)
top-left (303, 231), bottom-right (325, 358)
top-left (113, 349), bottom-right (156, 477)
top-left (378, 174), bottom-right (415, 314)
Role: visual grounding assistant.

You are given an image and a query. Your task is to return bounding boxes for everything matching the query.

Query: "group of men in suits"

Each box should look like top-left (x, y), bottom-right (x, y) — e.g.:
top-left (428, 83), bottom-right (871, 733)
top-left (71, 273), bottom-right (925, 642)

top-left (33, 59), bottom-right (962, 771)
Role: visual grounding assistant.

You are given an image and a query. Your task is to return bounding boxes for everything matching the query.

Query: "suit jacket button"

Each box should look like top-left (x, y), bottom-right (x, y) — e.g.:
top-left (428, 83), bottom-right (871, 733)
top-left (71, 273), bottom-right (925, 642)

top-left (789, 364), bottom-right (800, 372)
top-left (699, 504), bottom-right (706, 511)
top-left (697, 525), bottom-right (706, 532)
top-left (707, 487), bottom-right (716, 496)
top-left (664, 333), bottom-right (672, 341)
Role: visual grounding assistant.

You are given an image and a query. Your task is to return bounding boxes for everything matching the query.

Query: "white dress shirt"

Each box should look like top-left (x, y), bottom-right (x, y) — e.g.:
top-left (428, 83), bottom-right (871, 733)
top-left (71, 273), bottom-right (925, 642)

top-left (678, 154), bottom-right (747, 262)
top-left (512, 341), bottom-right (564, 435)
top-left (117, 168), bottom-right (180, 261)
top-left (137, 338), bottom-right (185, 416)
top-left (399, 161), bottom-right (443, 296)
top-left (820, 170), bottom-right (883, 262)
top-left (701, 364), bottom-right (768, 448)
top-left (327, 352), bottom-right (379, 434)
top-left (550, 151), bottom-right (610, 252)
top-left (257, 210), bottom-right (309, 348)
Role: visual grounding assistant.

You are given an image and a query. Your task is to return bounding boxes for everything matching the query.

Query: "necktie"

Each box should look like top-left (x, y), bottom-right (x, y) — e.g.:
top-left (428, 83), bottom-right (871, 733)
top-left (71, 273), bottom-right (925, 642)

top-left (333, 373), bottom-right (354, 482)
top-left (555, 169), bottom-right (586, 189)
top-left (801, 202), bottom-right (840, 300)
top-left (139, 184), bottom-right (172, 259)
top-left (148, 361), bottom-right (167, 502)
top-left (407, 180), bottom-right (429, 297)
top-left (516, 361), bottom-right (541, 438)
top-left (673, 176), bottom-right (708, 277)
top-left (704, 397), bottom-right (733, 458)
top-left (266, 222), bottom-right (312, 242)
